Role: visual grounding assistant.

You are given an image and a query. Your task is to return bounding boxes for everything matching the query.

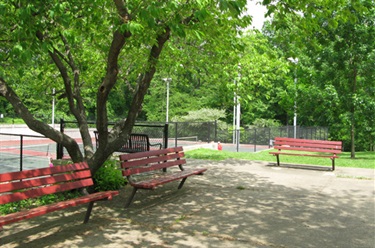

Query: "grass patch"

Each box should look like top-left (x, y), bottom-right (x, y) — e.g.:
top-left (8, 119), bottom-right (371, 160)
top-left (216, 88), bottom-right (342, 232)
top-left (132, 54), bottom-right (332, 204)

top-left (185, 148), bottom-right (375, 169)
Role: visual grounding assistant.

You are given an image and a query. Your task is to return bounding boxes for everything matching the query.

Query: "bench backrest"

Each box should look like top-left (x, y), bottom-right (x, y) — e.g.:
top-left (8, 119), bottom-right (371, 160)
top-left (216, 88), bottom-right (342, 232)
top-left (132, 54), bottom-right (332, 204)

top-left (95, 131), bottom-right (154, 153)
top-left (123, 133), bottom-right (150, 152)
top-left (0, 162), bottom-right (93, 205)
top-left (274, 137), bottom-right (342, 154)
top-left (119, 146), bottom-right (186, 177)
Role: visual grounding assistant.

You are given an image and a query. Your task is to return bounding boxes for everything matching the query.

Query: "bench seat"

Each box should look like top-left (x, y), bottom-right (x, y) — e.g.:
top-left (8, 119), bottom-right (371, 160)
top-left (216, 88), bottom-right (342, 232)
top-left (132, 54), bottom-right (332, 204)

top-left (130, 168), bottom-right (207, 189)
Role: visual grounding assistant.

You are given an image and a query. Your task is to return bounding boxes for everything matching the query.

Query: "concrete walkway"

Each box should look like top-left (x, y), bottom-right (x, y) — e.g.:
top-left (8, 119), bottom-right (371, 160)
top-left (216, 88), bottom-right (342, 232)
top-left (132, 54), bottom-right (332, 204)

top-left (1, 159), bottom-right (374, 248)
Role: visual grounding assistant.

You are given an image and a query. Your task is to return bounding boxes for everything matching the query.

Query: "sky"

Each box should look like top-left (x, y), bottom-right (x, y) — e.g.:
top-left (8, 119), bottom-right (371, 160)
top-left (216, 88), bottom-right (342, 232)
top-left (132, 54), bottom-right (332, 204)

top-left (246, 1), bottom-right (268, 30)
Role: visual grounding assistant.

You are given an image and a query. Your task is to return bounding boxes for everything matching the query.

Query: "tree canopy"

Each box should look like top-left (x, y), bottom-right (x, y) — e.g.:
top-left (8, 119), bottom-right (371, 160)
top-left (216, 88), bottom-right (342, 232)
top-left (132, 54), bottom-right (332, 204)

top-left (0, 0), bottom-right (251, 174)
top-left (0, 0), bottom-right (373, 178)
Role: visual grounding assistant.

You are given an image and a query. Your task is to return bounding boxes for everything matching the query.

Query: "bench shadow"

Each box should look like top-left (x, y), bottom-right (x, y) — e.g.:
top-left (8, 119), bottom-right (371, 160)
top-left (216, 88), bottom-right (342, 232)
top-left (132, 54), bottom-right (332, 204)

top-left (267, 162), bottom-right (332, 171)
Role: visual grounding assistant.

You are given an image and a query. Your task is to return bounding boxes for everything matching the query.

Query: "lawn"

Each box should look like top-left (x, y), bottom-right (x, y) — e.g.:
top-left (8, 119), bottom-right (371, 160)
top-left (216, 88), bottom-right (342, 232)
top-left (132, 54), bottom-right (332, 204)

top-left (185, 148), bottom-right (375, 169)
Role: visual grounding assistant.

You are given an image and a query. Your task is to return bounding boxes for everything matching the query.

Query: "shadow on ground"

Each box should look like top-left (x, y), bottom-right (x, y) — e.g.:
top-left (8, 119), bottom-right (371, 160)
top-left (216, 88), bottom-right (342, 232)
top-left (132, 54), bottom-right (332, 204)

top-left (1, 159), bottom-right (374, 248)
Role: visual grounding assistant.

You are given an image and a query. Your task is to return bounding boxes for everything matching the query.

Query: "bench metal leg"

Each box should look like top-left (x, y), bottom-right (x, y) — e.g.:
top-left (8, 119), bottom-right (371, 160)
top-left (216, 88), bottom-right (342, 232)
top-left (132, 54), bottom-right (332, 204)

top-left (276, 154), bottom-right (280, 166)
top-left (178, 178), bottom-right (187, 189)
top-left (125, 188), bottom-right (138, 208)
top-left (84, 202), bottom-right (95, 224)
top-left (332, 158), bottom-right (335, 171)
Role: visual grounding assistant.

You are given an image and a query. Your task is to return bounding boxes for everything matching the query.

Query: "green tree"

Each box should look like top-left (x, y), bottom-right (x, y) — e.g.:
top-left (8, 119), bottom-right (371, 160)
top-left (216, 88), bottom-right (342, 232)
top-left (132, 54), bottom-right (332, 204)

top-left (0, 0), bottom-right (250, 175)
top-left (264, 0), bottom-right (375, 155)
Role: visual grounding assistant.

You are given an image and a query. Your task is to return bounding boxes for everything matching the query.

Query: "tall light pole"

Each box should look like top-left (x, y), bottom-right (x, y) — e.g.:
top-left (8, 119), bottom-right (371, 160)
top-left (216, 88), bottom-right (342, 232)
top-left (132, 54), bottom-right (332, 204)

top-left (288, 58), bottom-right (298, 138)
top-left (233, 64), bottom-right (241, 151)
top-left (52, 88), bottom-right (55, 128)
top-left (162, 78), bottom-right (171, 123)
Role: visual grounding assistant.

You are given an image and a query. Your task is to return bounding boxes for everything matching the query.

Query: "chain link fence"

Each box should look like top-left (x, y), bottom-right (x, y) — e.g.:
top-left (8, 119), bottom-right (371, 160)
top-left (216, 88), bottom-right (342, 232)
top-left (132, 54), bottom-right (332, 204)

top-left (0, 121), bottom-right (329, 172)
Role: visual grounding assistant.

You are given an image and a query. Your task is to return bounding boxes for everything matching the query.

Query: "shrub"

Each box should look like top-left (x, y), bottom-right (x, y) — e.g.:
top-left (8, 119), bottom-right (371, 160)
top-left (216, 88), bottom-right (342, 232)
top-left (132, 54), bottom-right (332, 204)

top-left (93, 159), bottom-right (127, 191)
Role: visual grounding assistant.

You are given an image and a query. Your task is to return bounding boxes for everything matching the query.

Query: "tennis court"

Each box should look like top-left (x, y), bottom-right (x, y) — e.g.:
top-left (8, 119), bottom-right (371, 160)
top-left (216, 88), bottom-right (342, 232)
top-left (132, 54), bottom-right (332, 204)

top-left (0, 126), bottom-right (270, 173)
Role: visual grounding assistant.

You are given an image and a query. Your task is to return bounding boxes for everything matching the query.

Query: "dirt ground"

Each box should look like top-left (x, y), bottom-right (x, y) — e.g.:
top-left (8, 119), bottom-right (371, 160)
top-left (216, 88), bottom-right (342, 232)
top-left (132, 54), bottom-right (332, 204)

top-left (1, 159), bottom-right (374, 248)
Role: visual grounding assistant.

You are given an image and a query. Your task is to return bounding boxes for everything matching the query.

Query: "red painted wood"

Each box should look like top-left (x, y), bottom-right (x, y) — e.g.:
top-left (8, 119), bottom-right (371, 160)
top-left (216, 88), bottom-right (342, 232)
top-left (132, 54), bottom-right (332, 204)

top-left (0, 170), bottom-right (92, 194)
top-left (119, 146), bottom-right (183, 161)
top-left (120, 146), bottom-right (206, 190)
top-left (0, 178), bottom-right (93, 204)
top-left (131, 168), bottom-right (207, 189)
top-left (0, 162), bottom-right (94, 205)
top-left (270, 152), bottom-right (339, 158)
top-left (121, 152), bottom-right (184, 168)
top-left (120, 147), bottom-right (187, 177)
top-left (273, 146), bottom-right (342, 154)
top-left (122, 159), bottom-right (187, 176)
top-left (0, 191), bottom-right (119, 226)
top-left (0, 162), bottom-right (88, 182)
top-left (274, 137), bottom-right (342, 146)
top-left (0, 161), bottom-right (119, 230)
top-left (273, 137), bottom-right (342, 154)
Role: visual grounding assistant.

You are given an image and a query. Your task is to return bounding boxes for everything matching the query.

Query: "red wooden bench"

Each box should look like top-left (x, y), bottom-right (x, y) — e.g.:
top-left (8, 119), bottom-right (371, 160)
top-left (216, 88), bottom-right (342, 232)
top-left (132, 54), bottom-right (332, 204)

top-left (0, 162), bottom-right (119, 232)
top-left (269, 137), bottom-right (342, 170)
top-left (119, 146), bottom-right (207, 207)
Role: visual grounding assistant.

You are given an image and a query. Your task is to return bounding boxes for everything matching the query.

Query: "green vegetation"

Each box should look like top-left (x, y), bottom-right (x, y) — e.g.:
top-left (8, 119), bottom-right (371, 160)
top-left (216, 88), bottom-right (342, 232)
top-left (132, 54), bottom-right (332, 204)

top-left (0, 190), bottom-right (82, 215)
top-left (185, 149), bottom-right (375, 169)
top-left (0, 0), bottom-right (373, 179)
top-left (93, 159), bottom-right (127, 191)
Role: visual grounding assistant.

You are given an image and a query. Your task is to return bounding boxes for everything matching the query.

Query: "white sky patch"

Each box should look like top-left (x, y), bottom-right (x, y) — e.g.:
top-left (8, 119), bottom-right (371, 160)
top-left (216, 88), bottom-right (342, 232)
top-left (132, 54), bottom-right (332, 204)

top-left (246, 0), bottom-right (269, 30)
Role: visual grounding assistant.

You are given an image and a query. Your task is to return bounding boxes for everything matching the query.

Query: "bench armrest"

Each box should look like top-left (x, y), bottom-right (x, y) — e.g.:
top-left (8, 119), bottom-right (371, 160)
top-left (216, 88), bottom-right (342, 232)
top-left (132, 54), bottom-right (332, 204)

top-left (150, 143), bottom-right (162, 149)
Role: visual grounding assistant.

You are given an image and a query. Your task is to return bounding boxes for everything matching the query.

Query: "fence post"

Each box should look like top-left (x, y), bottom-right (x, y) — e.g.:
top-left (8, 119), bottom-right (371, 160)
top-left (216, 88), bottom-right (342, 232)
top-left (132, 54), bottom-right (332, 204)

top-left (20, 135), bottom-right (23, 171)
top-left (174, 122), bottom-right (178, 147)
top-left (254, 128), bottom-right (257, 152)
top-left (56, 118), bottom-right (64, 159)
top-left (163, 123), bottom-right (169, 148)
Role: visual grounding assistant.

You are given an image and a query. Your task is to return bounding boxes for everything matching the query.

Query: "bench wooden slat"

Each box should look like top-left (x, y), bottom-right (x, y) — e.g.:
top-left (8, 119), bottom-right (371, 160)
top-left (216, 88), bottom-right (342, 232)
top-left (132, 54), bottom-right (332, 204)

top-left (273, 146), bottom-right (342, 154)
top-left (131, 168), bottom-right (208, 189)
top-left (0, 191), bottom-right (118, 226)
top-left (0, 170), bottom-right (92, 194)
top-left (119, 146), bottom-right (206, 207)
top-left (270, 137), bottom-right (342, 170)
top-left (274, 137), bottom-right (342, 146)
top-left (119, 146), bottom-right (184, 161)
top-left (274, 142), bottom-right (342, 150)
top-left (0, 178), bottom-right (93, 204)
top-left (0, 162), bottom-right (88, 182)
top-left (120, 152), bottom-right (185, 169)
top-left (122, 159), bottom-right (187, 176)
top-left (0, 162), bottom-right (119, 231)
top-left (269, 152), bottom-right (339, 158)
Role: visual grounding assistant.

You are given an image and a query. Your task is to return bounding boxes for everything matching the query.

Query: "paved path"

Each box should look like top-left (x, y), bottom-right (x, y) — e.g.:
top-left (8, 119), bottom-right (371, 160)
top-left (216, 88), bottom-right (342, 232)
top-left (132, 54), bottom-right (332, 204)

top-left (1, 159), bottom-right (374, 248)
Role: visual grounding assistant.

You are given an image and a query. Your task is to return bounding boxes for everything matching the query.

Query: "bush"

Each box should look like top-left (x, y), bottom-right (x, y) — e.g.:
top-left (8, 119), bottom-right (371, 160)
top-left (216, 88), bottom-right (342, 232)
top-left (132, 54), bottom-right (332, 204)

top-left (93, 159), bottom-right (127, 191)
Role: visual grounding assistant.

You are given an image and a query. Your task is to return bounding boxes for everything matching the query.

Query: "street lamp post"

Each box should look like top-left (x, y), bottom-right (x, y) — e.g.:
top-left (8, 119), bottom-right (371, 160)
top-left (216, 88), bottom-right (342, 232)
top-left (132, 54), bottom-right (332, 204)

top-left (162, 78), bottom-right (171, 123)
top-left (52, 88), bottom-right (55, 128)
top-left (288, 58), bottom-right (298, 139)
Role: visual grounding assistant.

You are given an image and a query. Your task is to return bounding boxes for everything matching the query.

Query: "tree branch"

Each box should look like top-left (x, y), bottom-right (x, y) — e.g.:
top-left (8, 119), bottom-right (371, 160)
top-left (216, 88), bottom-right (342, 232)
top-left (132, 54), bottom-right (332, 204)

top-left (0, 77), bottom-right (83, 161)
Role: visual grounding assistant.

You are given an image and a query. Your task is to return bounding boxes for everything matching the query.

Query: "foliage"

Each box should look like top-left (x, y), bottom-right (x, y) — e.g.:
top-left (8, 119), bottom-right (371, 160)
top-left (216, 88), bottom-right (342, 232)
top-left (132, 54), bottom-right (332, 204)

top-left (0, 190), bottom-right (82, 215)
top-left (0, 0), bottom-right (253, 176)
top-left (172, 108), bottom-right (226, 122)
top-left (185, 148), bottom-right (375, 169)
top-left (249, 118), bottom-right (282, 128)
top-left (93, 159), bottom-right (127, 191)
top-left (263, 0), bottom-right (375, 154)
